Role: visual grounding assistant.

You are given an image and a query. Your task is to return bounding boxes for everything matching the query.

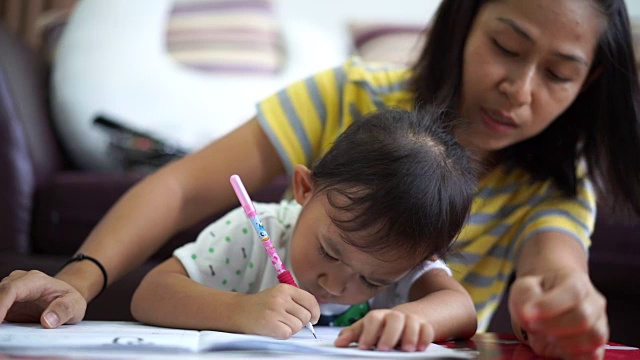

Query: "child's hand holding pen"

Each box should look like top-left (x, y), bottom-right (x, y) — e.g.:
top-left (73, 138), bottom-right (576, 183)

top-left (233, 284), bottom-right (320, 339)
top-left (230, 175), bottom-right (318, 338)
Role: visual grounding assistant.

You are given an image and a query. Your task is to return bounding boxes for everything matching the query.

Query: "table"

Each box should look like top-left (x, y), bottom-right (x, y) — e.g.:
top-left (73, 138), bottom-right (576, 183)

top-left (439, 333), bottom-right (640, 359)
top-left (0, 332), bottom-right (637, 359)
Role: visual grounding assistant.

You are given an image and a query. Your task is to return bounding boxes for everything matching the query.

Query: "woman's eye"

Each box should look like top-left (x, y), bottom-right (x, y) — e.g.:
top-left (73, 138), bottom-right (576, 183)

top-left (318, 244), bottom-right (338, 262)
top-left (360, 276), bottom-right (381, 291)
top-left (547, 70), bottom-right (571, 83)
top-left (492, 39), bottom-right (518, 57)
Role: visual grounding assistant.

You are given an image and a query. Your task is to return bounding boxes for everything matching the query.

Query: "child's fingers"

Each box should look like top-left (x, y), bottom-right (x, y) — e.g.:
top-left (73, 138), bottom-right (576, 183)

top-left (355, 312), bottom-right (385, 350)
top-left (284, 300), bottom-right (313, 328)
top-left (374, 312), bottom-right (405, 351)
top-left (288, 287), bottom-right (320, 323)
top-left (416, 322), bottom-right (435, 351)
top-left (398, 316), bottom-right (421, 352)
top-left (334, 320), bottom-right (364, 347)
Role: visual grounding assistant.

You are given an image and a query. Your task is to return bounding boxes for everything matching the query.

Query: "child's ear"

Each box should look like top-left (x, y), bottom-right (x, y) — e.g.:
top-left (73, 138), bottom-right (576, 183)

top-left (292, 164), bottom-right (314, 205)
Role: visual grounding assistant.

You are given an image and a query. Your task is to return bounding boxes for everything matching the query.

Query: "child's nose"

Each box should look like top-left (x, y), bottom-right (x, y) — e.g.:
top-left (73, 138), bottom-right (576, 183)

top-left (318, 272), bottom-right (347, 296)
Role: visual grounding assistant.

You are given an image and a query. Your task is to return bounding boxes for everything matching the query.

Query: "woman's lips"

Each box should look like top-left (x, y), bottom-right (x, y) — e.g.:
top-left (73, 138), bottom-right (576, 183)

top-left (480, 108), bottom-right (517, 133)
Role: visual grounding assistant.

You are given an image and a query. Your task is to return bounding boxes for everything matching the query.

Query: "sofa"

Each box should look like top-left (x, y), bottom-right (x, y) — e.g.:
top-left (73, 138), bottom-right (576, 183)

top-left (1, 15), bottom-right (639, 347)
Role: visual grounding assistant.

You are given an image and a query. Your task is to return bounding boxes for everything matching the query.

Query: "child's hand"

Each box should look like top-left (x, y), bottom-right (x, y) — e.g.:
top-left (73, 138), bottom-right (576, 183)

top-left (235, 283), bottom-right (319, 339)
top-left (509, 271), bottom-right (608, 360)
top-left (334, 309), bottom-right (434, 352)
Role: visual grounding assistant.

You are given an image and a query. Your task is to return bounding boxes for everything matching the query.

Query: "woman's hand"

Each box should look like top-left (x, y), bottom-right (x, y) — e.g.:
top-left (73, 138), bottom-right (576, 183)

top-left (0, 270), bottom-right (87, 328)
top-left (509, 271), bottom-right (608, 360)
top-left (235, 284), bottom-right (320, 339)
top-left (334, 309), bottom-right (435, 352)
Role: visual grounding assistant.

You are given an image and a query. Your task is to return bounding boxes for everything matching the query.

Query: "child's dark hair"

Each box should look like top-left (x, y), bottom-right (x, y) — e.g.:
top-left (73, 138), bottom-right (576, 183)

top-left (310, 107), bottom-right (477, 263)
top-left (410, 0), bottom-right (640, 218)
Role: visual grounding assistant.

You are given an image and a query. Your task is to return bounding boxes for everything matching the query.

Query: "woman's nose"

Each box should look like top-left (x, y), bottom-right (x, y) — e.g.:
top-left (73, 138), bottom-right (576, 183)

top-left (499, 65), bottom-right (535, 107)
top-left (318, 271), bottom-right (347, 296)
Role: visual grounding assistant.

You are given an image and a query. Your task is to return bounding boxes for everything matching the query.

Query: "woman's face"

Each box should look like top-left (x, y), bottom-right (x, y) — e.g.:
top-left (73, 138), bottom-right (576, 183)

top-left (457, 0), bottom-right (604, 160)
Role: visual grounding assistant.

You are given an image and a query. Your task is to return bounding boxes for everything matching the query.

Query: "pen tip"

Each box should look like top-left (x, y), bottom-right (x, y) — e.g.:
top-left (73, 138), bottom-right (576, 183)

top-left (313, 333), bottom-right (317, 339)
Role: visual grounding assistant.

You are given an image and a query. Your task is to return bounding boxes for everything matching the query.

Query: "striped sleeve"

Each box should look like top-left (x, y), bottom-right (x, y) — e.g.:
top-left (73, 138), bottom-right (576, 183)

top-left (256, 63), bottom-right (348, 176)
top-left (517, 176), bottom-right (597, 255)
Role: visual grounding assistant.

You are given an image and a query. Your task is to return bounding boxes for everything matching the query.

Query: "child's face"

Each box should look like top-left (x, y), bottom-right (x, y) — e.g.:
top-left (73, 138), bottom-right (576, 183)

top-left (456, 0), bottom-right (603, 159)
top-left (289, 166), bottom-right (422, 305)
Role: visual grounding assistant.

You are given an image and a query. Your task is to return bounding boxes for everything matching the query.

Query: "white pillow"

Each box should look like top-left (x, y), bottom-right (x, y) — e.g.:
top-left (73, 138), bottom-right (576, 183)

top-left (52, 0), bottom-right (346, 170)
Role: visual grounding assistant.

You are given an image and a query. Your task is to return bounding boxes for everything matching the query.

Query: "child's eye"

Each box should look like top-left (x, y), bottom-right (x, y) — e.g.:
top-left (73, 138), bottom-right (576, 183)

top-left (318, 244), bottom-right (338, 262)
top-left (360, 276), bottom-right (381, 291)
top-left (492, 38), bottom-right (518, 57)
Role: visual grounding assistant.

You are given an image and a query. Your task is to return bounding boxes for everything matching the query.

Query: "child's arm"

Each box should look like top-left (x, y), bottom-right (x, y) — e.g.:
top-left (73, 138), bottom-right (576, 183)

top-left (334, 269), bottom-right (477, 352)
top-left (508, 232), bottom-right (608, 360)
top-left (131, 257), bottom-right (320, 339)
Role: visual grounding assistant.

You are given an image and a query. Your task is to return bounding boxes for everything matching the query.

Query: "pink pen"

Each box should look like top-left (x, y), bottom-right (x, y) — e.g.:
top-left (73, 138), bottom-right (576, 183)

top-left (230, 174), bottom-right (317, 339)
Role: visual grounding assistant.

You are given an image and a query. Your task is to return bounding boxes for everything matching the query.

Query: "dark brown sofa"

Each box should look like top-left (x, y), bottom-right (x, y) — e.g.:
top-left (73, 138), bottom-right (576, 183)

top-left (1, 21), bottom-right (638, 346)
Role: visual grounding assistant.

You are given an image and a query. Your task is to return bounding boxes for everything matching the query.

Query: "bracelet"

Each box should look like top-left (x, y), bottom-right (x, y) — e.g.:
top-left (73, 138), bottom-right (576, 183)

top-left (60, 253), bottom-right (108, 298)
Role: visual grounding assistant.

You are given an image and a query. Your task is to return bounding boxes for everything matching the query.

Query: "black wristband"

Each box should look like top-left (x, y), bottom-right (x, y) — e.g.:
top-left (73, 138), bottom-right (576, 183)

top-left (60, 253), bottom-right (108, 298)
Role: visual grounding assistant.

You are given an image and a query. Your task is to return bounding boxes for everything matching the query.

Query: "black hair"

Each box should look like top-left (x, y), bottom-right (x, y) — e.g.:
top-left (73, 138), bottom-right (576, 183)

top-left (410, 0), bottom-right (640, 218)
top-left (310, 107), bottom-right (477, 263)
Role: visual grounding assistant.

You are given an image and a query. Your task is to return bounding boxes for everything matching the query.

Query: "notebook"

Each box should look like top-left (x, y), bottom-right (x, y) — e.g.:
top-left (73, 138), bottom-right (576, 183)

top-left (0, 321), bottom-right (472, 358)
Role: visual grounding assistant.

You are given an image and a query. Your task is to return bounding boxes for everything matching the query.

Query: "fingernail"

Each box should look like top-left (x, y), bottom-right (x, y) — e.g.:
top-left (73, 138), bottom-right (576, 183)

top-left (403, 345), bottom-right (416, 352)
top-left (44, 312), bottom-right (60, 327)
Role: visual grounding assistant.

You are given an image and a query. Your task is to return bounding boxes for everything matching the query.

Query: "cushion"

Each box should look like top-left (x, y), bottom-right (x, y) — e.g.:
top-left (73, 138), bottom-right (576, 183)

top-left (51, 0), bottom-right (346, 170)
top-left (166, 0), bottom-right (284, 74)
top-left (349, 20), bottom-right (428, 66)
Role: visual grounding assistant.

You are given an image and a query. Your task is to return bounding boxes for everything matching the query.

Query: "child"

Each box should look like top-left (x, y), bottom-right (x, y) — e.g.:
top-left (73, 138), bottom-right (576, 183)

top-left (130, 107), bottom-right (478, 352)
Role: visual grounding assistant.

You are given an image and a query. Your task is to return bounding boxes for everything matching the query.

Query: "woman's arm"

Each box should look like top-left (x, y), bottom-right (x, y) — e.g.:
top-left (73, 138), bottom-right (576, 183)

top-left (334, 269), bottom-right (477, 351)
top-left (508, 231), bottom-right (608, 360)
top-left (0, 118), bottom-right (286, 327)
top-left (131, 257), bottom-right (319, 338)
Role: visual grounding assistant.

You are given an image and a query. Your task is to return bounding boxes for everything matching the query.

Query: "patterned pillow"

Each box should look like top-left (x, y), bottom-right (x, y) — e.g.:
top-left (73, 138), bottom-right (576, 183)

top-left (349, 20), bottom-right (428, 66)
top-left (166, 0), bottom-right (284, 74)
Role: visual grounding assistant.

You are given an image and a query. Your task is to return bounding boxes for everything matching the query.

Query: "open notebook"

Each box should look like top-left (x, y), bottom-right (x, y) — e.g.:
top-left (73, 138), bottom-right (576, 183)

top-left (0, 321), bottom-right (472, 358)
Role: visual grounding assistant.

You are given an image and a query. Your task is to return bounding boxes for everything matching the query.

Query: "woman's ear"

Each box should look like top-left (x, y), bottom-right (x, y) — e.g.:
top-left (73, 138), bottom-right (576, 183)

top-left (292, 164), bottom-right (314, 206)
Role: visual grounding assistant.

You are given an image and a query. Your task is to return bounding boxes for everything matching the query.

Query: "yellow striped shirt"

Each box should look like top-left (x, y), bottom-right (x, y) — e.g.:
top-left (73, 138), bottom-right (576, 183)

top-left (256, 57), bottom-right (596, 331)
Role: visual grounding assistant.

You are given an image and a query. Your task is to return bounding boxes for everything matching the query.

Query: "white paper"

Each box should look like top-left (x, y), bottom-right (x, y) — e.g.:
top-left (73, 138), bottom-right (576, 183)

top-left (0, 321), bottom-right (471, 358)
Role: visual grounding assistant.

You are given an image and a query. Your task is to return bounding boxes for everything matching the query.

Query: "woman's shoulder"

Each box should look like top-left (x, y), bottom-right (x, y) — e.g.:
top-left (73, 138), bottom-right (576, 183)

top-left (338, 56), bottom-right (413, 86)
top-left (335, 56), bottom-right (415, 108)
